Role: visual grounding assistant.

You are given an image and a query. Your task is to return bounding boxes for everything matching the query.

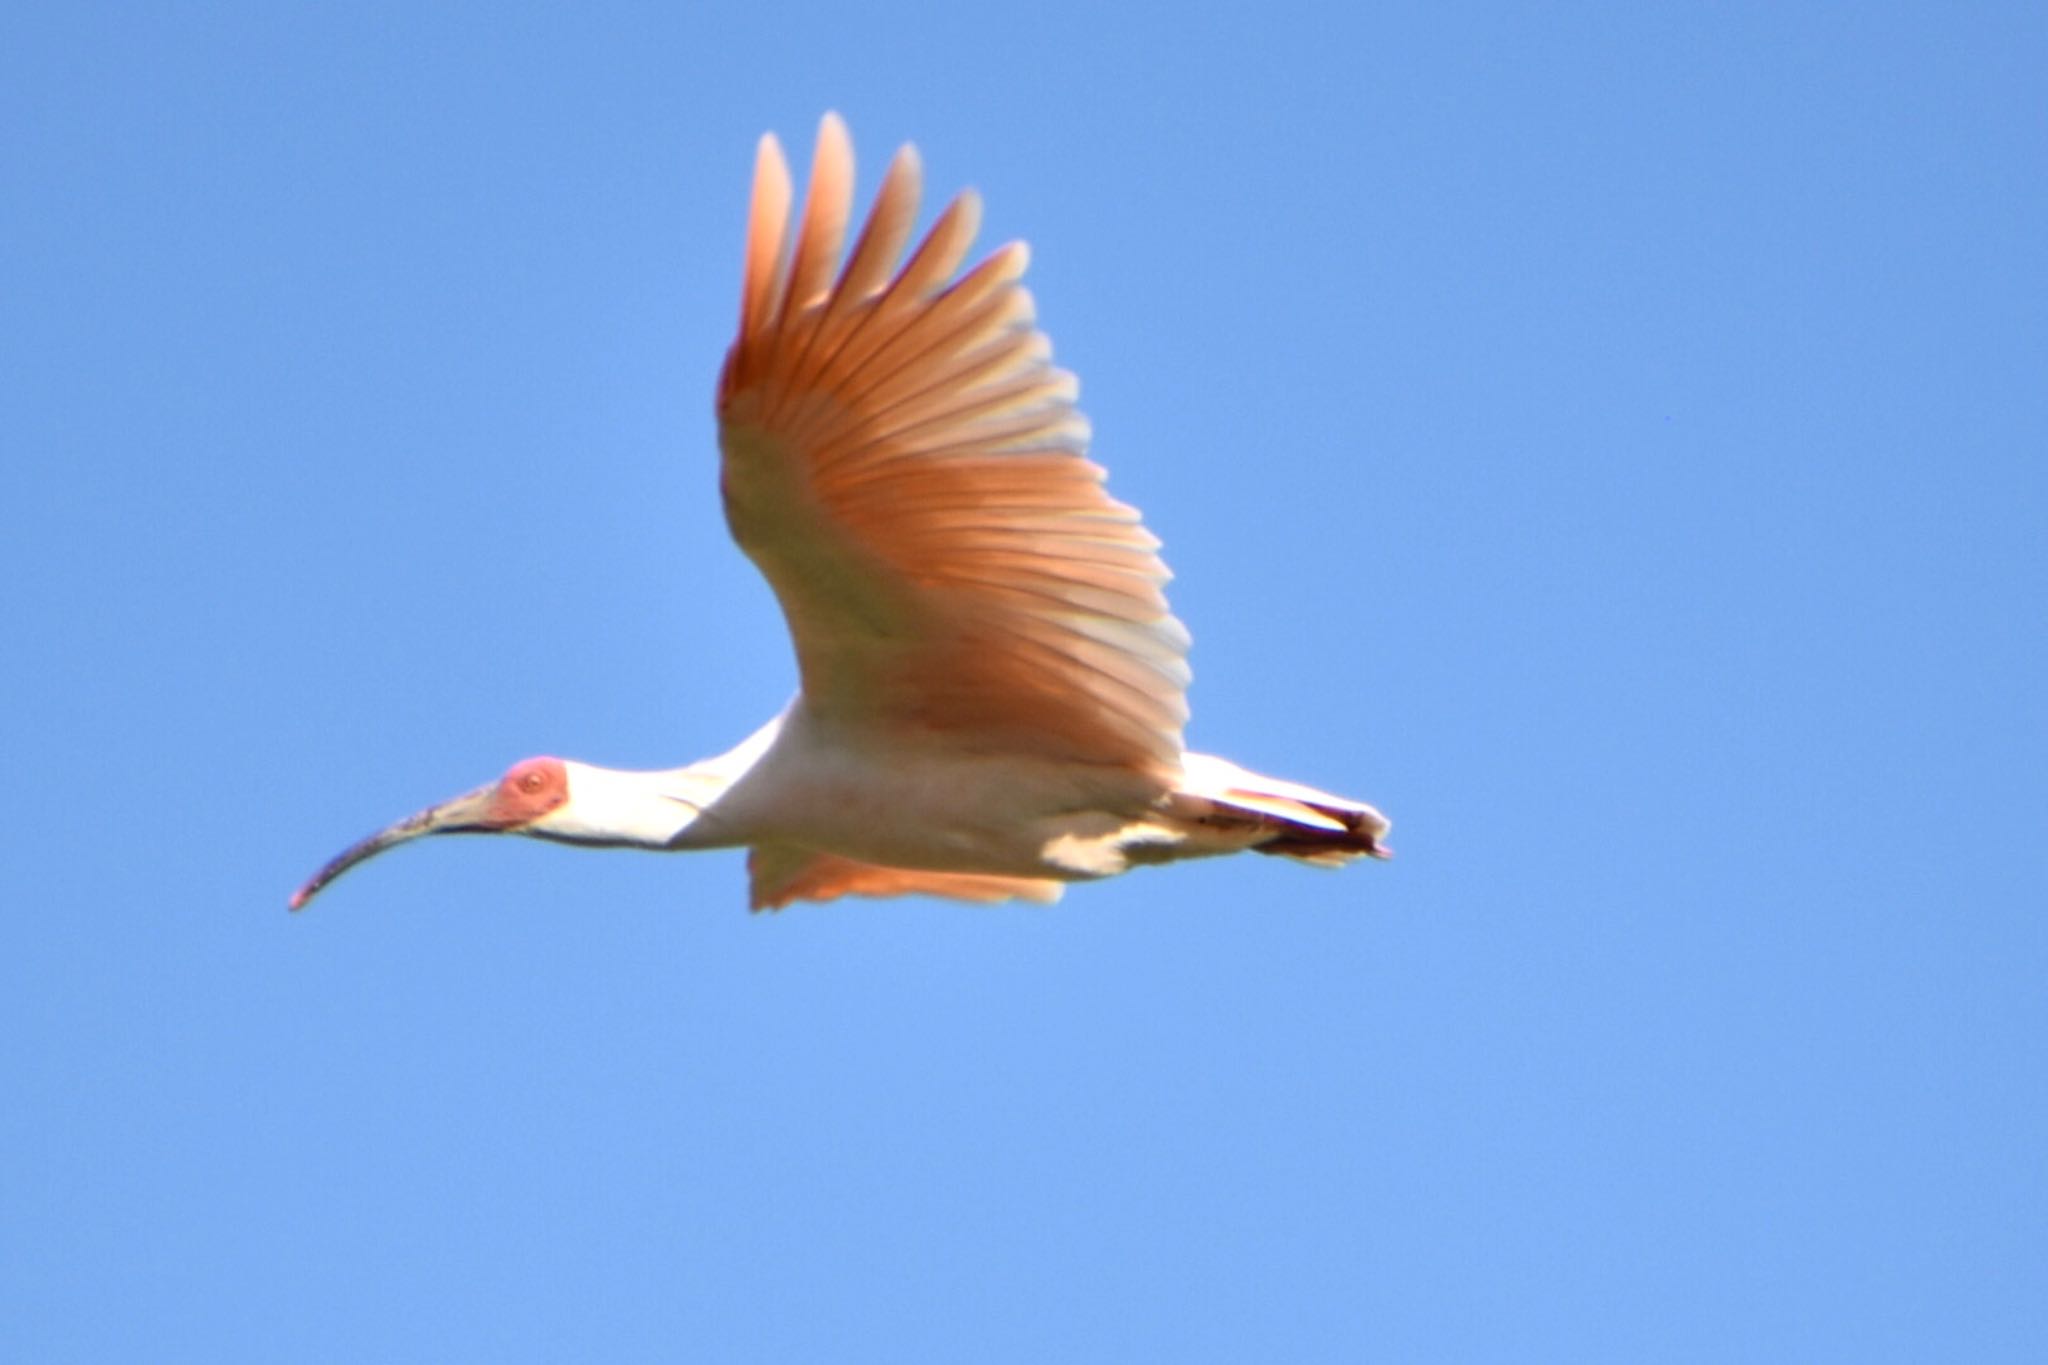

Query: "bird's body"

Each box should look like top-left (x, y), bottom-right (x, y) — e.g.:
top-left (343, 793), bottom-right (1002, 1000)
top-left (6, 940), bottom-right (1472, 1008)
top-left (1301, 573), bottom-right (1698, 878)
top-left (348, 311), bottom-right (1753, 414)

top-left (688, 707), bottom-right (1151, 876)
top-left (292, 115), bottom-right (1389, 913)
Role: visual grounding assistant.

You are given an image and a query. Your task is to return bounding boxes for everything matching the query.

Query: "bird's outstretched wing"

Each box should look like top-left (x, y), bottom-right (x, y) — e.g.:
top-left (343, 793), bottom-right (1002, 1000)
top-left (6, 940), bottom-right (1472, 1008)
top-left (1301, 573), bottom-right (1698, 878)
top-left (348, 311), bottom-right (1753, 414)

top-left (716, 114), bottom-right (1190, 776)
top-left (748, 845), bottom-right (1064, 911)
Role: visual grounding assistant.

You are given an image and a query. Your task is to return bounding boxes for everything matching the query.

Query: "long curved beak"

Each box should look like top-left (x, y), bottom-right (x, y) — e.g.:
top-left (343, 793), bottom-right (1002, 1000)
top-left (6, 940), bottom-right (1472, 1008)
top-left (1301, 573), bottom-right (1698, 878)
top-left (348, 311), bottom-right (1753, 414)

top-left (290, 784), bottom-right (496, 911)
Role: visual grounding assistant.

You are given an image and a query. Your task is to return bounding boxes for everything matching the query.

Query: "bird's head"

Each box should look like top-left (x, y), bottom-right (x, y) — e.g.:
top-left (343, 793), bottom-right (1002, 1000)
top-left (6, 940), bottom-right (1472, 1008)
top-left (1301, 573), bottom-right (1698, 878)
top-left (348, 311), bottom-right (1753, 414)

top-left (291, 756), bottom-right (721, 910)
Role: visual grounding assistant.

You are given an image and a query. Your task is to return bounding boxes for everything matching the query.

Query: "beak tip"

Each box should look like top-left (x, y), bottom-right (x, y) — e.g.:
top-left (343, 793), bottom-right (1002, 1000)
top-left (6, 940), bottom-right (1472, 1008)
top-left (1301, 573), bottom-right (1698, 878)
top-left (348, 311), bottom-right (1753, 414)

top-left (292, 783), bottom-right (494, 914)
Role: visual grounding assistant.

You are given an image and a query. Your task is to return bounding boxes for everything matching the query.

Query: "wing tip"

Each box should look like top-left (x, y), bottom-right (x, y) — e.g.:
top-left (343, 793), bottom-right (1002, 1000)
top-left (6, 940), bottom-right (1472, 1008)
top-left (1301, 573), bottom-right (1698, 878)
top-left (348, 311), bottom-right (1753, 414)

top-left (740, 130), bottom-right (795, 337)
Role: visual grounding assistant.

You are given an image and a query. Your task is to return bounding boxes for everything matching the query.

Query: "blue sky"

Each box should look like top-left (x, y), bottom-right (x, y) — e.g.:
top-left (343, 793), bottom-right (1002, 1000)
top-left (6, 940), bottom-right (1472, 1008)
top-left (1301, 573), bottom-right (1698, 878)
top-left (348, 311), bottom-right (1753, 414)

top-left (3, 2), bottom-right (2043, 1360)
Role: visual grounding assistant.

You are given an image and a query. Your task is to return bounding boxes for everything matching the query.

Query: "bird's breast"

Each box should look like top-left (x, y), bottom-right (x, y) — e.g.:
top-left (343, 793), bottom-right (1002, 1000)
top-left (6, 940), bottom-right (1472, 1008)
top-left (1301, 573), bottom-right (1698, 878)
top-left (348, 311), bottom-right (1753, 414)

top-left (706, 706), bottom-right (1162, 878)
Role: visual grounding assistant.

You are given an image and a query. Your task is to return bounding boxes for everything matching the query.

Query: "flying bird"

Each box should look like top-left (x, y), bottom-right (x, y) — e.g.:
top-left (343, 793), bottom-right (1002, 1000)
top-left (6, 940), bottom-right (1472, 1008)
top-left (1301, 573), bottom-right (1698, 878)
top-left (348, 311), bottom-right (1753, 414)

top-left (292, 114), bottom-right (1389, 913)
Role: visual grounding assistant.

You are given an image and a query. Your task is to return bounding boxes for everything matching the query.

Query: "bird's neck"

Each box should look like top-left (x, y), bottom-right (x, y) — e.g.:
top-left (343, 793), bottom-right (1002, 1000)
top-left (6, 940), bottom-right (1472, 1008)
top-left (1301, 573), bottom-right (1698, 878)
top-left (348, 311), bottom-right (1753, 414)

top-left (533, 761), bottom-right (731, 849)
top-left (530, 714), bottom-right (787, 850)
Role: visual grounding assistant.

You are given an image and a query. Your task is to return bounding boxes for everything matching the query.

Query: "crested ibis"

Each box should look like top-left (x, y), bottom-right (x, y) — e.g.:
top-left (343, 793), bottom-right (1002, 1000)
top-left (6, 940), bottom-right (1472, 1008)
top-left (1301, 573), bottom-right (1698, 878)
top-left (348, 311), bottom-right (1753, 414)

top-left (292, 115), bottom-right (1390, 913)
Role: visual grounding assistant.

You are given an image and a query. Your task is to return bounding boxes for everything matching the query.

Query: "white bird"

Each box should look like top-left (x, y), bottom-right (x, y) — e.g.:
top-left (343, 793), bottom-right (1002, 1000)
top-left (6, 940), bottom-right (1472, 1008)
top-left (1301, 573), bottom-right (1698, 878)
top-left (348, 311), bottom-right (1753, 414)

top-left (292, 115), bottom-right (1389, 913)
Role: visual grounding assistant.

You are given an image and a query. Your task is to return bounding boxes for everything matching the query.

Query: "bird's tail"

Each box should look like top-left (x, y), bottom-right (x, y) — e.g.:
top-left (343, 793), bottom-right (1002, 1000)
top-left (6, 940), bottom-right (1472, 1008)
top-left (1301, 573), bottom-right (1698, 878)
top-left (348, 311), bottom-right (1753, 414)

top-left (1170, 753), bottom-right (1391, 867)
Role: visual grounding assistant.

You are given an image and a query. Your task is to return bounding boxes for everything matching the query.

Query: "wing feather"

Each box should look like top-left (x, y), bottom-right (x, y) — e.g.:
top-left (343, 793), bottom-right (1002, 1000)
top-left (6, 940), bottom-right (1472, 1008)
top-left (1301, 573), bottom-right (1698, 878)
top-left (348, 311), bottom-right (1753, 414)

top-left (738, 135), bottom-right (793, 342)
top-left (773, 190), bottom-right (985, 419)
top-left (748, 845), bottom-right (1064, 911)
top-left (717, 115), bottom-right (1190, 773)
top-left (775, 113), bottom-right (853, 334)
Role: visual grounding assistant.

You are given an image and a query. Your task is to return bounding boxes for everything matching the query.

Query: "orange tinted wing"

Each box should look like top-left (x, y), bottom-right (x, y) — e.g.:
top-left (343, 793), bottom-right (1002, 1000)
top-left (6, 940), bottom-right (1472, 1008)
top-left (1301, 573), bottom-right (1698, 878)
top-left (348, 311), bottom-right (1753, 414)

top-left (748, 845), bottom-right (1065, 911)
top-left (716, 114), bottom-right (1190, 775)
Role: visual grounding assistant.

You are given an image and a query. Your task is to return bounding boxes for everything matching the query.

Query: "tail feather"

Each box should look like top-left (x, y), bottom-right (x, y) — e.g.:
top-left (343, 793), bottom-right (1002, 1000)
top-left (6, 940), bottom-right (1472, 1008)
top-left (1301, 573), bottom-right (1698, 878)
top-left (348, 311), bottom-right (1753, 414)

top-left (1172, 753), bottom-right (1391, 867)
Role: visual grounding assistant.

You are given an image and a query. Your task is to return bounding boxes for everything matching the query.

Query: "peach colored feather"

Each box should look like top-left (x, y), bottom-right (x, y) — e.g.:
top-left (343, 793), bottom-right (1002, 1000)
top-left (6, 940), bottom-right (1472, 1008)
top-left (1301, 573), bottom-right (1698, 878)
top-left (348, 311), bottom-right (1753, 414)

top-left (718, 113), bottom-right (1189, 777)
top-left (748, 845), bottom-right (1063, 912)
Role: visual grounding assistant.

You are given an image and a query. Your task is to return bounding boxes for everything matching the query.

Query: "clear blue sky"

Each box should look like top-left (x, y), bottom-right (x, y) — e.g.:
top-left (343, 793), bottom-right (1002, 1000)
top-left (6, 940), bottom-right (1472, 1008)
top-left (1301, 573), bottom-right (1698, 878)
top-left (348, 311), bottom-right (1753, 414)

top-left (4, 3), bottom-right (2043, 1360)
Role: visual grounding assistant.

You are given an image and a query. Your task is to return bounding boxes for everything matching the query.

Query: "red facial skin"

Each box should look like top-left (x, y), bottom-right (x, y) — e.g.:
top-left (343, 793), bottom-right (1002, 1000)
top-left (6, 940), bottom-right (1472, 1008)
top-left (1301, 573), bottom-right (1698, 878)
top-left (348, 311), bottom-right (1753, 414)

top-left (485, 757), bottom-right (569, 828)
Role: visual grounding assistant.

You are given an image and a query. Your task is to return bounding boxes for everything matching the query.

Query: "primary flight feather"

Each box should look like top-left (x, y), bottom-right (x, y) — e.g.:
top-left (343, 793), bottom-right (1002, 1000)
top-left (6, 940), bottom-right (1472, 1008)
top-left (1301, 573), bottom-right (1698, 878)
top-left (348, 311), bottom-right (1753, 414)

top-left (292, 114), bottom-right (1389, 913)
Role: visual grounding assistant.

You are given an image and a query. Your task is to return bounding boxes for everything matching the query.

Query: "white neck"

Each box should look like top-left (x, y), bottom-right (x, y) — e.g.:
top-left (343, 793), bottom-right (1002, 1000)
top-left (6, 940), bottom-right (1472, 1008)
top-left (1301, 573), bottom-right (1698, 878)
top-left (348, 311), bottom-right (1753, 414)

top-left (526, 761), bottom-right (726, 849)
top-left (525, 713), bottom-right (787, 850)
